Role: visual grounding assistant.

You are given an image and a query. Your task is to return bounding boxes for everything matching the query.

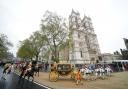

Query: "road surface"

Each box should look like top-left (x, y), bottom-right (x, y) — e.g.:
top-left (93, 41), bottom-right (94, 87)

top-left (0, 67), bottom-right (51, 89)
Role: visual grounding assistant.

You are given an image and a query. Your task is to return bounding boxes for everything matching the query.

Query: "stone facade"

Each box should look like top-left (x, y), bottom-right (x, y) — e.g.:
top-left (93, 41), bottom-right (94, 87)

top-left (68, 10), bottom-right (101, 64)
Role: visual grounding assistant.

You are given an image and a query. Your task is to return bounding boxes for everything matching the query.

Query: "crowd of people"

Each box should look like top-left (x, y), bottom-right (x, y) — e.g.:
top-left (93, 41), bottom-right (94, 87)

top-left (0, 61), bottom-right (42, 80)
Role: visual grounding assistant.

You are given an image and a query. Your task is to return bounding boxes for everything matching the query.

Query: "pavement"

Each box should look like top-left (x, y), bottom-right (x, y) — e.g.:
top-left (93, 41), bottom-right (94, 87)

top-left (1, 67), bottom-right (128, 89)
top-left (0, 67), bottom-right (51, 89)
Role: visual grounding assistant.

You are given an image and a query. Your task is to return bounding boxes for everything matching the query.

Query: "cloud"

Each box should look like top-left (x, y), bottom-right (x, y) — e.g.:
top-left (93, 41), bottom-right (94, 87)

top-left (0, 0), bottom-right (128, 56)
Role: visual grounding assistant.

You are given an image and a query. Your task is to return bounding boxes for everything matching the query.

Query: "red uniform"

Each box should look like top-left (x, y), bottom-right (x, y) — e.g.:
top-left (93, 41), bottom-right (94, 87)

top-left (76, 71), bottom-right (82, 80)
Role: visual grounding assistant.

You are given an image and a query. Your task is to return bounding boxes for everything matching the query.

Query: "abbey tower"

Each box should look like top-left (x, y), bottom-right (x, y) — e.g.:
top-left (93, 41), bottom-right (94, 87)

top-left (68, 10), bottom-right (101, 64)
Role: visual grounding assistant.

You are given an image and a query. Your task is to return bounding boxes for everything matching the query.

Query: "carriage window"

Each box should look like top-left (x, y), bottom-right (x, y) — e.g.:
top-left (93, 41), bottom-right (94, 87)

top-left (63, 65), bottom-right (70, 70)
top-left (57, 64), bottom-right (71, 71)
top-left (58, 66), bottom-right (61, 70)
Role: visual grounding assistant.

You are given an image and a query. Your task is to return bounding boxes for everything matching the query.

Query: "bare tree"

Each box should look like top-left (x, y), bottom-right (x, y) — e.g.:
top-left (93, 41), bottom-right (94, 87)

top-left (41, 11), bottom-right (68, 63)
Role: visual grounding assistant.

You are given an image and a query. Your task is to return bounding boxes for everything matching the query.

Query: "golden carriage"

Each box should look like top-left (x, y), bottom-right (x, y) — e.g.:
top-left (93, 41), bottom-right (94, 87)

top-left (49, 63), bottom-right (77, 82)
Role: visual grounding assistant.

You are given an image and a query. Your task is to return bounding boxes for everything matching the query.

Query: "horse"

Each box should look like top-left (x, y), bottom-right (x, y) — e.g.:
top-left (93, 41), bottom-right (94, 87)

top-left (33, 65), bottom-right (39, 76)
top-left (19, 63), bottom-right (29, 79)
top-left (34, 63), bottom-right (43, 76)
top-left (19, 62), bottom-right (35, 81)
top-left (24, 67), bottom-right (35, 81)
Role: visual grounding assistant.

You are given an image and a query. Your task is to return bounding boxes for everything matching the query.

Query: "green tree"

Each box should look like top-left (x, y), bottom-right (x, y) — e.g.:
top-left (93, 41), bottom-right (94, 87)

top-left (41, 11), bottom-right (68, 63)
top-left (17, 39), bottom-right (35, 61)
top-left (17, 31), bottom-right (47, 61)
top-left (0, 33), bottom-right (13, 59)
top-left (29, 31), bottom-right (47, 61)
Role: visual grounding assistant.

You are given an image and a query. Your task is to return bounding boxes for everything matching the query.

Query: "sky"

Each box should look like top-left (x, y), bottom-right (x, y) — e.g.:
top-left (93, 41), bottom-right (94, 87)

top-left (0, 0), bottom-right (128, 56)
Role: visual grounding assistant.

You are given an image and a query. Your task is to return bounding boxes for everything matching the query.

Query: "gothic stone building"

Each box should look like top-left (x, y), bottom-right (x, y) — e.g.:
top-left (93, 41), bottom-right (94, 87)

top-left (68, 10), bottom-right (101, 64)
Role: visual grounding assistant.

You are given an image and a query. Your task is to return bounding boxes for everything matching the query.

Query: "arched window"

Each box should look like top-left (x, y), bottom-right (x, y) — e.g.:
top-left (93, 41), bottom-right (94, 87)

top-left (80, 50), bottom-right (83, 57)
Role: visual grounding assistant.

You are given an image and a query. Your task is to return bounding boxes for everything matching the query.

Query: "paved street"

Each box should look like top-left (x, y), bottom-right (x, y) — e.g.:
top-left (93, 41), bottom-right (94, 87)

top-left (0, 66), bottom-right (128, 89)
top-left (0, 67), bottom-right (51, 89)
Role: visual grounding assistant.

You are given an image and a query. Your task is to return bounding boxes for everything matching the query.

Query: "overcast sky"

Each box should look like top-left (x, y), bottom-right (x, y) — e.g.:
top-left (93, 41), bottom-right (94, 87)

top-left (0, 0), bottom-right (128, 56)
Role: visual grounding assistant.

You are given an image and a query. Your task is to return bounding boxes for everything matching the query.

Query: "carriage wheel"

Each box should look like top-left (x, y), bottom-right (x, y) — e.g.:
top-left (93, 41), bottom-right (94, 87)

top-left (49, 71), bottom-right (59, 82)
top-left (70, 71), bottom-right (77, 80)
